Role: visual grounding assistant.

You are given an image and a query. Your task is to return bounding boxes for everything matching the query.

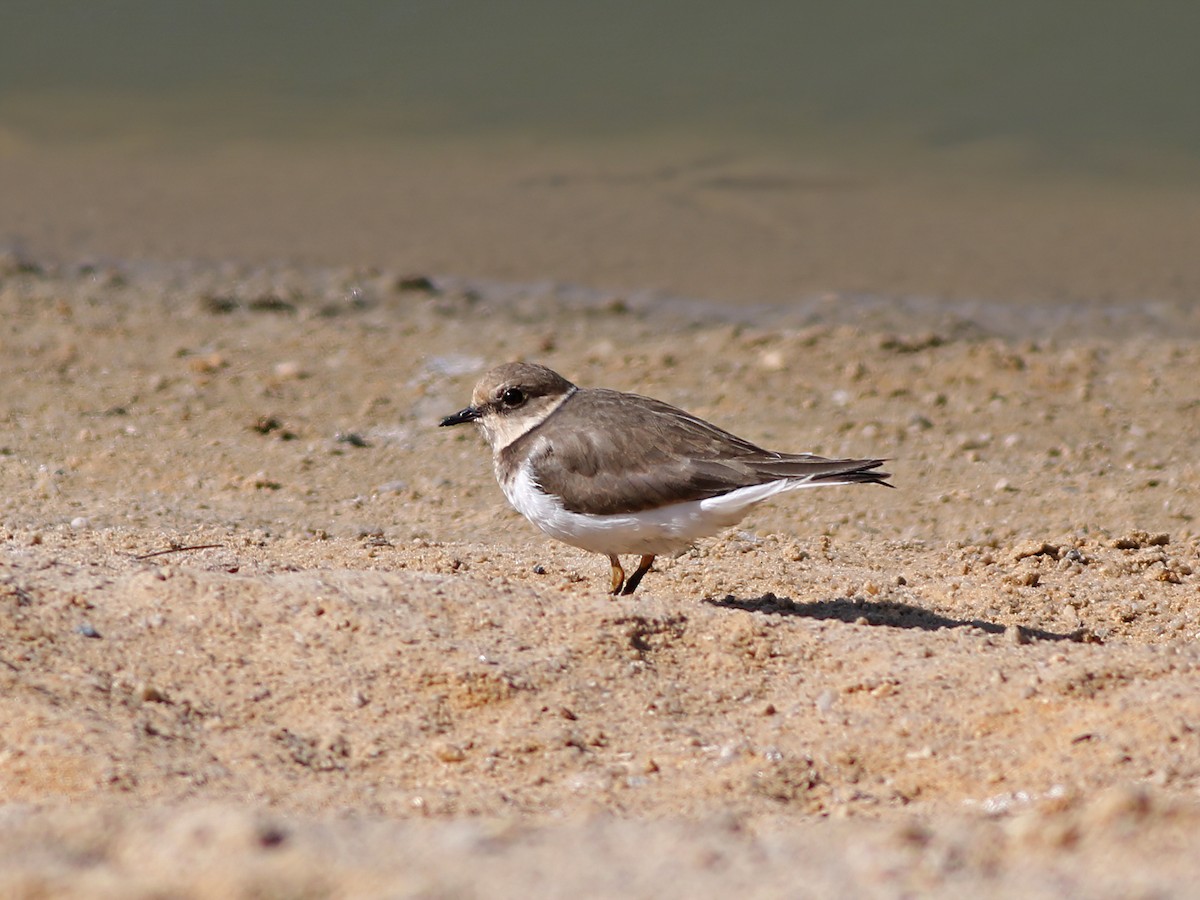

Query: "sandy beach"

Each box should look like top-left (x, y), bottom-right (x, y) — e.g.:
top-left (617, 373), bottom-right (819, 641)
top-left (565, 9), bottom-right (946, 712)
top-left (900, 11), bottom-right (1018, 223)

top-left (7, 8), bottom-right (1200, 893)
top-left (3, 192), bottom-right (1200, 899)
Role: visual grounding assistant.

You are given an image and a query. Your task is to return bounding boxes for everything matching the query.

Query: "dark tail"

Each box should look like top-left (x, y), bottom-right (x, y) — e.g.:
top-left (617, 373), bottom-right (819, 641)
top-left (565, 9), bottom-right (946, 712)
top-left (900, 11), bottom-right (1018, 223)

top-left (810, 458), bottom-right (893, 488)
top-left (753, 455), bottom-right (894, 488)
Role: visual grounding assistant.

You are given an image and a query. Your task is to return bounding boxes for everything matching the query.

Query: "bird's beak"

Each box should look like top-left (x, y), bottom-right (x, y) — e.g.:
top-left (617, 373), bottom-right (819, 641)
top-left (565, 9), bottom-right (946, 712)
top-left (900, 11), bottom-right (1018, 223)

top-left (439, 406), bottom-right (482, 427)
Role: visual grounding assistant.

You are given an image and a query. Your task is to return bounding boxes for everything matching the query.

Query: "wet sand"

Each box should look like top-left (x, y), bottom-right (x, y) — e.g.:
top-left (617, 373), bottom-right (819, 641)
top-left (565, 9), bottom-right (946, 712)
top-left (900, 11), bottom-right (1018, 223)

top-left (2, 138), bottom-right (1200, 895)
top-left (5, 137), bottom-right (1200, 325)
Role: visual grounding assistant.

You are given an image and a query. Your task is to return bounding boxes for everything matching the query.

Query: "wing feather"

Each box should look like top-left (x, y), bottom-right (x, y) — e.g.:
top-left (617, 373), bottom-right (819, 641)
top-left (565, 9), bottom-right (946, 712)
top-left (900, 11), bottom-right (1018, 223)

top-left (504, 389), bottom-right (890, 516)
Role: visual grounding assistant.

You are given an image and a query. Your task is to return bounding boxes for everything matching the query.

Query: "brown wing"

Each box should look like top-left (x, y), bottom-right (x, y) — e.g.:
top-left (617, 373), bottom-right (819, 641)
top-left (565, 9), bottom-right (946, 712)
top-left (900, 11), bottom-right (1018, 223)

top-left (505, 388), bottom-right (890, 516)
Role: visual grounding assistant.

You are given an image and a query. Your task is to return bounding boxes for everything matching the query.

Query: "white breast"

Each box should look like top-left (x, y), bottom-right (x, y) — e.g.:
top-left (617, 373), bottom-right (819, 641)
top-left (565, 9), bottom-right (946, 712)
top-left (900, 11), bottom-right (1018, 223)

top-left (499, 459), bottom-right (823, 556)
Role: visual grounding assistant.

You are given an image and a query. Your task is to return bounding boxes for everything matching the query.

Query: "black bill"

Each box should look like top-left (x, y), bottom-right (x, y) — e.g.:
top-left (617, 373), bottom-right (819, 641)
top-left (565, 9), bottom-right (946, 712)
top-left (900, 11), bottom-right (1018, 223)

top-left (439, 407), bottom-right (482, 427)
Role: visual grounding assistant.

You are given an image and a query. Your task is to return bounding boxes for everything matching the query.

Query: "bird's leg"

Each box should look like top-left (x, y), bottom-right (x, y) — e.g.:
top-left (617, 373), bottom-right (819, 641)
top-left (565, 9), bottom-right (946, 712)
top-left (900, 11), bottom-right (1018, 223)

top-left (608, 554), bottom-right (626, 595)
top-left (620, 555), bottom-right (655, 595)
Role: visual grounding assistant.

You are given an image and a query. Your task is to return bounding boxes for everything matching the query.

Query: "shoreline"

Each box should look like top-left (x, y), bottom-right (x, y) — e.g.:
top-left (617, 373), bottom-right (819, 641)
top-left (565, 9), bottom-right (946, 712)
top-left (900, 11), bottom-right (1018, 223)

top-left (6, 251), bottom-right (1199, 344)
top-left (5, 135), bottom-right (1200, 320)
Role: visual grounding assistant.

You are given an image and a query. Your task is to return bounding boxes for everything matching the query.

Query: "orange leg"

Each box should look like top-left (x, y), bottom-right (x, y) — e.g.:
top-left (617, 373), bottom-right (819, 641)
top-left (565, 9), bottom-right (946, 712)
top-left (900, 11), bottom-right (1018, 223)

top-left (608, 554), bottom-right (626, 595)
top-left (620, 555), bottom-right (655, 595)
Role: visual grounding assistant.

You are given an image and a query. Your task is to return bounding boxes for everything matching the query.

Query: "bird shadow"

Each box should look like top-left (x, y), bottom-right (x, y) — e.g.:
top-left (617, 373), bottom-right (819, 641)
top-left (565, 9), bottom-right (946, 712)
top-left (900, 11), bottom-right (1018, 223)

top-left (704, 593), bottom-right (1086, 643)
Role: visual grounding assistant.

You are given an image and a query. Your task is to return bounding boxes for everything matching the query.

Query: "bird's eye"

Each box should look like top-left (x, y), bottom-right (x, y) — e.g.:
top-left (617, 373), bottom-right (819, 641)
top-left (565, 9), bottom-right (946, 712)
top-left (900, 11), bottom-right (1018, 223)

top-left (501, 387), bottom-right (526, 408)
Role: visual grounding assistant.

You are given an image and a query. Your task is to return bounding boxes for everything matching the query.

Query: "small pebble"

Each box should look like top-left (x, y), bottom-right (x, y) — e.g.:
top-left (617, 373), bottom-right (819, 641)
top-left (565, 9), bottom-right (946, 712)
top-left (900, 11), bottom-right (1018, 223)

top-left (395, 274), bottom-right (438, 293)
top-left (759, 350), bottom-right (785, 371)
top-left (188, 352), bottom-right (225, 373)
top-left (273, 360), bottom-right (305, 380)
top-left (1005, 624), bottom-right (1030, 645)
top-left (1013, 540), bottom-right (1059, 561)
top-left (70, 516), bottom-right (89, 529)
top-left (433, 742), bottom-right (467, 763)
top-left (139, 684), bottom-right (169, 703)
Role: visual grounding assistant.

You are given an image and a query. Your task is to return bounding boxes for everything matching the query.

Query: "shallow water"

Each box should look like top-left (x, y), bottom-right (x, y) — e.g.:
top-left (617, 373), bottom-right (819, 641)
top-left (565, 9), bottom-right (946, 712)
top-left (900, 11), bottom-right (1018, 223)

top-left (5, 2), bottom-right (1200, 176)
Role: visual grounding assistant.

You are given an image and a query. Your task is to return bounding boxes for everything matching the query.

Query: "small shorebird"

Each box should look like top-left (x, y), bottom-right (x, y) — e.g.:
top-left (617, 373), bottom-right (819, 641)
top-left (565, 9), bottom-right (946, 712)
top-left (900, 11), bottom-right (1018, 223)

top-left (440, 362), bottom-right (891, 594)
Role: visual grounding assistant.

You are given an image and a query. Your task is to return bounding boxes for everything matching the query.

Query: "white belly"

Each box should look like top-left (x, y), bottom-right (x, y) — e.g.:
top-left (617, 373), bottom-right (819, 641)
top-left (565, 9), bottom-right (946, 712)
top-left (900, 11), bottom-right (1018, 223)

top-left (499, 463), bottom-right (816, 556)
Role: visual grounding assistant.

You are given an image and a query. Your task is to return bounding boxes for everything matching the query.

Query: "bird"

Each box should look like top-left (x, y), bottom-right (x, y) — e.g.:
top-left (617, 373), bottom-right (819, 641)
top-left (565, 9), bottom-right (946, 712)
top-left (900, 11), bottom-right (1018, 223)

top-left (440, 362), bottom-right (891, 594)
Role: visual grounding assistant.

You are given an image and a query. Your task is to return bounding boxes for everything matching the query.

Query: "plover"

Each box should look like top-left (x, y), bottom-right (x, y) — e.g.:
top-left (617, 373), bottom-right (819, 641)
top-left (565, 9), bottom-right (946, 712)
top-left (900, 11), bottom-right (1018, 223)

top-left (440, 362), bottom-right (892, 594)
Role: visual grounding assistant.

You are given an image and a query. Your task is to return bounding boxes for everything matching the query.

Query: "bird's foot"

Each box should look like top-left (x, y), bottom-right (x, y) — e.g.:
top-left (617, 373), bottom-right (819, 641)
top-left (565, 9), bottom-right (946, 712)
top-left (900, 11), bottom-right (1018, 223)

top-left (608, 555), bottom-right (626, 595)
top-left (619, 555), bottom-right (655, 595)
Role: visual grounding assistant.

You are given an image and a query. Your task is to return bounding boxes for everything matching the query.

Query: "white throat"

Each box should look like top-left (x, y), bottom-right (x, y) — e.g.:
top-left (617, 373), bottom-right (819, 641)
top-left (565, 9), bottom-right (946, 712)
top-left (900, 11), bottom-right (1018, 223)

top-left (481, 387), bottom-right (576, 454)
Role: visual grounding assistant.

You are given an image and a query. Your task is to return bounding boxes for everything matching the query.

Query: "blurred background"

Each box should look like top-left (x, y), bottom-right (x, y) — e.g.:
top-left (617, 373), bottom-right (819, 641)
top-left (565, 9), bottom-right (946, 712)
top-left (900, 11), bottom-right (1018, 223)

top-left (3, 1), bottom-right (1199, 322)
